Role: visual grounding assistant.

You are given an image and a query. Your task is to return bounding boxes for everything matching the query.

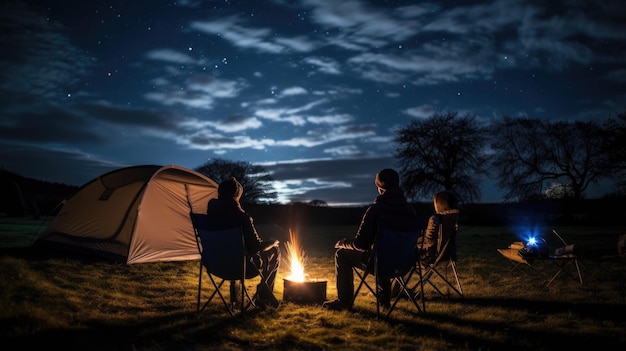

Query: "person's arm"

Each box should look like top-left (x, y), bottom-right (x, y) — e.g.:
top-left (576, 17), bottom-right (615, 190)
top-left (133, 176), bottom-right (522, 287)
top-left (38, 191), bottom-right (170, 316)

top-left (240, 212), bottom-right (263, 254)
top-left (422, 215), bottom-right (439, 249)
top-left (335, 206), bottom-right (377, 251)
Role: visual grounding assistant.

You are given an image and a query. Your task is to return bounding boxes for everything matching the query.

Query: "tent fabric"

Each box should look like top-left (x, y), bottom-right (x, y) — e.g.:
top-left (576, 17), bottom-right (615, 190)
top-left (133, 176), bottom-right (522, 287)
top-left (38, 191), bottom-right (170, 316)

top-left (38, 165), bottom-right (218, 264)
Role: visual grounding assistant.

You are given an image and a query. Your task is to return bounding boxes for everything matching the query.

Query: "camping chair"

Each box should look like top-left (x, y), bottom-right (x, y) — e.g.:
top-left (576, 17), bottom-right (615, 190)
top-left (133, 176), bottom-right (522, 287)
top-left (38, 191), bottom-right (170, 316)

top-left (351, 226), bottom-right (425, 318)
top-left (190, 213), bottom-right (263, 316)
top-left (545, 230), bottom-right (583, 285)
top-left (497, 230), bottom-right (584, 286)
top-left (411, 214), bottom-right (463, 300)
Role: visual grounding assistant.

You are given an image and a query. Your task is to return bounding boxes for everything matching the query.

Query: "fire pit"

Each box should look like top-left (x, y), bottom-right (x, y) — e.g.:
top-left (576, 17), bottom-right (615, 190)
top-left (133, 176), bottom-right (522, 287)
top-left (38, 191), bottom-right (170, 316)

top-left (283, 278), bottom-right (327, 304)
top-left (281, 229), bottom-right (327, 305)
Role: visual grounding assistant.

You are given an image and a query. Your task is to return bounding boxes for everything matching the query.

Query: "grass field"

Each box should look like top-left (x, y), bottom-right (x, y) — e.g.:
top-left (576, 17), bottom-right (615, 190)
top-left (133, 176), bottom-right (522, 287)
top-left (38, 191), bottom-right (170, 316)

top-left (1, 217), bottom-right (625, 350)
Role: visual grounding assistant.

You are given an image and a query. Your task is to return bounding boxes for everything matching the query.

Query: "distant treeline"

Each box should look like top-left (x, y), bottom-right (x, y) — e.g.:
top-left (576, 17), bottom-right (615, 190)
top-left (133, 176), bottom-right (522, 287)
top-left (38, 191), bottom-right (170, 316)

top-left (2, 168), bottom-right (624, 226)
top-left (246, 197), bottom-right (626, 227)
top-left (0, 169), bottom-right (79, 217)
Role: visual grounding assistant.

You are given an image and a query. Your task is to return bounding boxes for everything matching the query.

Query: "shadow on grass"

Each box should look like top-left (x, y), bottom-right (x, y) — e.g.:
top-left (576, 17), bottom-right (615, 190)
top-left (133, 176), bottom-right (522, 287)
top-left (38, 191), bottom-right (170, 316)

top-left (1, 310), bottom-right (265, 351)
top-left (359, 295), bottom-right (626, 351)
top-left (3, 289), bottom-right (625, 351)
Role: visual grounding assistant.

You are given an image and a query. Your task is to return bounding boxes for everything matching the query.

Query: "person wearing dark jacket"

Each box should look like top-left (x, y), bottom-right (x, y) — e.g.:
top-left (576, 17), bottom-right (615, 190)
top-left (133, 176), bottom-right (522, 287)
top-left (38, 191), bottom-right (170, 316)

top-left (322, 168), bottom-right (419, 311)
top-left (418, 191), bottom-right (460, 264)
top-left (206, 177), bottom-right (281, 308)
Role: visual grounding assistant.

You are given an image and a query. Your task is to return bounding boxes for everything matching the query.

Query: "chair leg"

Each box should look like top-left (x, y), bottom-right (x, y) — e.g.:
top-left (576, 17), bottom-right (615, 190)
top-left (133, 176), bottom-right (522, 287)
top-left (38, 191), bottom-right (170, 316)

top-left (354, 268), bottom-right (424, 318)
top-left (416, 260), bottom-right (426, 312)
top-left (351, 268), bottom-right (375, 310)
top-left (438, 264), bottom-right (462, 297)
top-left (197, 261), bottom-right (203, 312)
top-left (546, 258), bottom-right (584, 286)
top-left (386, 271), bottom-right (424, 318)
top-left (198, 274), bottom-right (233, 315)
top-left (425, 264), bottom-right (463, 298)
top-left (449, 262), bottom-right (463, 296)
top-left (411, 267), bottom-right (433, 302)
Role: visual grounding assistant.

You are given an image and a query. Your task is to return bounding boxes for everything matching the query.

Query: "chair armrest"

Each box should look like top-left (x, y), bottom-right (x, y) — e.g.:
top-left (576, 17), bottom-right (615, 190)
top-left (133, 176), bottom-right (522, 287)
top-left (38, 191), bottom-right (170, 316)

top-left (261, 240), bottom-right (279, 252)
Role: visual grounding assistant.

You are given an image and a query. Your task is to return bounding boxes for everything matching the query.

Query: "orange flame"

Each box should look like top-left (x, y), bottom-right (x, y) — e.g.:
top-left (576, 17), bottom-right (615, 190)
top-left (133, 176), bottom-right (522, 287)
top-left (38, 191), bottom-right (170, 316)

top-left (284, 228), bottom-right (307, 282)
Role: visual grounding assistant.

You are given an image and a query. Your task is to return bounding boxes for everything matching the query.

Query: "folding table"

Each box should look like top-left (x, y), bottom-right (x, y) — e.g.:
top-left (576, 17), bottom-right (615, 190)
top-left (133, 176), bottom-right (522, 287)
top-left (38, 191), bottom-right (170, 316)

top-left (497, 230), bottom-right (583, 286)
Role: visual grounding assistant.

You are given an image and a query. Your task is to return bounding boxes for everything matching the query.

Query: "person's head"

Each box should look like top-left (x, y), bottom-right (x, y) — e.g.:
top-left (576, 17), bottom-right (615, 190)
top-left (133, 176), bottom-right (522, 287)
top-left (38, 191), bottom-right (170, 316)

top-left (433, 191), bottom-right (458, 213)
top-left (218, 177), bottom-right (243, 201)
top-left (375, 168), bottom-right (400, 194)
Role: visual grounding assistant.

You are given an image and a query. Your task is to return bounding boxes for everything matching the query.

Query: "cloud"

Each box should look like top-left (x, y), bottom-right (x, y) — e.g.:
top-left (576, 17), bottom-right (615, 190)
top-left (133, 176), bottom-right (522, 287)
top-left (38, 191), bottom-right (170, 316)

top-left (280, 87), bottom-right (308, 96)
top-left (0, 141), bottom-right (124, 186)
top-left (307, 114), bottom-right (354, 125)
top-left (403, 105), bottom-right (441, 119)
top-left (176, 119), bottom-right (378, 153)
top-left (323, 145), bottom-right (361, 157)
top-left (209, 115), bottom-right (263, 133)
top-left (191, 16), bottom-right (317, 54)
top-left (422, 0), bottom-right (526, 34)
top-left (304, 57), bottom-right (342, 75)
top-left (186, 76), bottom-right (247, 98)
top-left (255, 108), bottom-right (307, 126)
top-left (145, 49), bottom-right (196, 64)
top-left (144, 75), bottom-right (247, 109)
top-left (179, 132), bottom-right (275, 151)
top-left (0, 3), bottom-right (94, 101)
top-left (276, 124), bottom-right (377, 148)
top-left (253, 99), bottom-right (329, 126)
top-left (0, 104), bottom-right (104, 144)
top-left (274, 36), bottom-right (317, 52)
top-left (305, 0), bottom-right (418, 43)
top-left (349, 52), bottom-right (492, 85)
top-left (262, 156), bottom-right (398, 205)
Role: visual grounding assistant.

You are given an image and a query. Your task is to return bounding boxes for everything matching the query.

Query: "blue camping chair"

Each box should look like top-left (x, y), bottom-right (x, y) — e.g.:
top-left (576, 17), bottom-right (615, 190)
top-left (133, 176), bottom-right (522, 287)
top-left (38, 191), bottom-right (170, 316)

top-left (351, 226), bottom-right (425, 318)
top-left (190, 213), bottom-right (263, 316)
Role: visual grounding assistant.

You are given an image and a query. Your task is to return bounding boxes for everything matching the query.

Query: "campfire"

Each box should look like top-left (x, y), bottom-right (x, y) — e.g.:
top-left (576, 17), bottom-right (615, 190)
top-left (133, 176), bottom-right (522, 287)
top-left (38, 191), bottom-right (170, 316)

top-left (284, 228), bottom-right (308, 282)
top-left (282, 229), bottom-right (326, 304)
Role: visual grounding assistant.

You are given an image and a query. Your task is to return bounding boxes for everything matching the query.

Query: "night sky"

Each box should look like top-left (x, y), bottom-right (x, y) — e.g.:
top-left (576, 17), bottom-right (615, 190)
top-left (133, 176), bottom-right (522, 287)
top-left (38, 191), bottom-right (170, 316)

top-left (1, 0), bottom-right (625, 206)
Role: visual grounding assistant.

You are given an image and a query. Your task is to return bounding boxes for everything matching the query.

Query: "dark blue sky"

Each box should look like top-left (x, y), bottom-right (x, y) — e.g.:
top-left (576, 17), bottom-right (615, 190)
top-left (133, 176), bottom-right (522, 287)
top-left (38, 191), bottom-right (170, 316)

top-left (1, 0), bottom-right (624, 205)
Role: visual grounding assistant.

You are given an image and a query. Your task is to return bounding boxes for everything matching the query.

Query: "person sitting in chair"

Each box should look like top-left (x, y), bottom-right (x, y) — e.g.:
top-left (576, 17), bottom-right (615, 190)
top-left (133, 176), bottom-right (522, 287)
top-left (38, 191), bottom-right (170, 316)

top-left (206, 177), bottom-right (281, 308)
top-left (418, 191), bottom-right (460, 264)
top-left (322, 168), bottom-right (419, 311)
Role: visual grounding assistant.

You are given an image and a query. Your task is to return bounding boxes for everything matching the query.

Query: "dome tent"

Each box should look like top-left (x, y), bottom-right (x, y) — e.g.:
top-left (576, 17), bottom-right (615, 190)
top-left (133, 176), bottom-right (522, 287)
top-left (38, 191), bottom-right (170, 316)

top-left (38, 165), bottom-right (218, 264)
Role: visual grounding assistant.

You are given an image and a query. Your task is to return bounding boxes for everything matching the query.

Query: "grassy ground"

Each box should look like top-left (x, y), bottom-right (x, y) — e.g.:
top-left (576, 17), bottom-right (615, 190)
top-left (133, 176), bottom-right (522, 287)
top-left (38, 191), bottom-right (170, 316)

top-left (1, 218), bottom-right (625, 350)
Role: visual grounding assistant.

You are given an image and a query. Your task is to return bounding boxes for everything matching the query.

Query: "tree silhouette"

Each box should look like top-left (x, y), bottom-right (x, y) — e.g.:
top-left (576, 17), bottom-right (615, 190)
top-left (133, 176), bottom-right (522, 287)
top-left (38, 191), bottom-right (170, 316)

top-left (393, 112), bottom-right (488, 203)
top-left (308, 199), bottom-right (328, 207)
top-left (490, 117), bottom-right (612, 200)
top-left (194, 158), bottom-right (278, 204)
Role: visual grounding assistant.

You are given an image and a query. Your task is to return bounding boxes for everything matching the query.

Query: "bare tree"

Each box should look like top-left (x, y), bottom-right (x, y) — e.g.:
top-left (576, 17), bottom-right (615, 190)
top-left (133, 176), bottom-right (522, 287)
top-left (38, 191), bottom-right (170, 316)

top-left (195, 158), bottom-right (278, 204)
top-left (490, 117), bottom-right (612, 200)
top-left (394, 112), bottom-right (488, 203)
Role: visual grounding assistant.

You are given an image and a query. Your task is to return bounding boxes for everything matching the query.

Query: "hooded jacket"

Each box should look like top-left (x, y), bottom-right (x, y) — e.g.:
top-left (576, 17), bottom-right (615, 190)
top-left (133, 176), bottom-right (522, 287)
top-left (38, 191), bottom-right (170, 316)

top-left (206, 197), bottom-right (264, 255)
top-left (337, 187), bottom-right (418, 252)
